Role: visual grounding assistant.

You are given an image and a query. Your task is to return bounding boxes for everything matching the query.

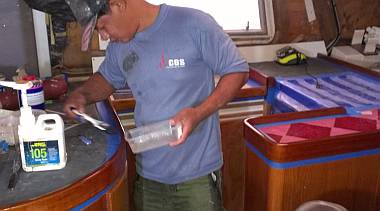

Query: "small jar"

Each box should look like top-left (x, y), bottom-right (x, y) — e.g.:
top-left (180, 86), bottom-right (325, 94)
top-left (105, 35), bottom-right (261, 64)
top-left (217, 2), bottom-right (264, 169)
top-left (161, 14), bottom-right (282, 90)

top-left (21, 79), bottom-right (45, 110)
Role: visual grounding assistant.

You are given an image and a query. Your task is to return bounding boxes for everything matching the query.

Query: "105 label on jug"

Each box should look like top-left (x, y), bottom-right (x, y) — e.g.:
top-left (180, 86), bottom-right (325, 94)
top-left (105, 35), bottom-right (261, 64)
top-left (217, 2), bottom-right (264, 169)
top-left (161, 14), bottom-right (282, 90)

top-left (24, 140), bottom-right (60, 166)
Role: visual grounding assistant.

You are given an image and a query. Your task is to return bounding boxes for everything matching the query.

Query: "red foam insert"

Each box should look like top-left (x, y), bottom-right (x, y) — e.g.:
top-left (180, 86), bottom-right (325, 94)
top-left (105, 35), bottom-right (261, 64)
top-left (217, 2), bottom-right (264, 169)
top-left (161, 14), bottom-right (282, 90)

top-left (259, 108), bottom-right (380, 144)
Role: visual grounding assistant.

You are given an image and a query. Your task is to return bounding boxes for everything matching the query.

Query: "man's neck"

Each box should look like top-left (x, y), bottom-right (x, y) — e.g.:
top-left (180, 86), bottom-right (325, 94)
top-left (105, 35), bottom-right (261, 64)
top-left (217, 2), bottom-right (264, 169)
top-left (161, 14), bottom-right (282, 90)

top-left (136, 2), bottom-right (160, 33)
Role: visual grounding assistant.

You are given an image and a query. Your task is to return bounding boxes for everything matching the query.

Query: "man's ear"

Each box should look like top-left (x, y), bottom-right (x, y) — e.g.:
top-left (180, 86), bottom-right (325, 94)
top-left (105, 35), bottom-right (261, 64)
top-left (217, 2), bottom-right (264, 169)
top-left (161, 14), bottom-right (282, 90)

top-left (108, 0), bottom-right (127, 13)
top-left (113, 0), bottom-right (127, 11)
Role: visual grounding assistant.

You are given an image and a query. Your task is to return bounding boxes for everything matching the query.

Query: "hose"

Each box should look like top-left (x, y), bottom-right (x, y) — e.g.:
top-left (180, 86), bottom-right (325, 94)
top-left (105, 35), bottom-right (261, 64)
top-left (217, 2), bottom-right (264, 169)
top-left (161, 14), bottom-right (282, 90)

top-left (326, 0), bottom-right (341, 55)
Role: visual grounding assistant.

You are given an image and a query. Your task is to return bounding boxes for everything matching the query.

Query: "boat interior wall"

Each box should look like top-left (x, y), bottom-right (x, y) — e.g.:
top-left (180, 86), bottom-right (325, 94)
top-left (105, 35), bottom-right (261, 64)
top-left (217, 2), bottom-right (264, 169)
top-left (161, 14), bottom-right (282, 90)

top-left (271, 0), bottom-right (380, 44)
top-left (239, 41), bottom-right (327, 63)
top-left (61, 0), bottom-right (380, 76)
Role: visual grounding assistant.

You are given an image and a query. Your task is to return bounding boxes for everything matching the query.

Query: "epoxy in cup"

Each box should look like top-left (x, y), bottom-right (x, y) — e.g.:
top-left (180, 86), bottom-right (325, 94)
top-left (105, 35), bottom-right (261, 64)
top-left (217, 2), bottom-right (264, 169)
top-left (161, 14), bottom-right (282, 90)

top-left (125, 120), bottom-right (182, 153)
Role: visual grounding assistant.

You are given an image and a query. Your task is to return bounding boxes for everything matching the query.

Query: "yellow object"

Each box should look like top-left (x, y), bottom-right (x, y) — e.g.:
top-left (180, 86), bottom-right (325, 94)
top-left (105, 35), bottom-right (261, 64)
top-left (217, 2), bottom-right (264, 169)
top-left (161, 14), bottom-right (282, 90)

top-left (277, 52), bottom-right (307, 65)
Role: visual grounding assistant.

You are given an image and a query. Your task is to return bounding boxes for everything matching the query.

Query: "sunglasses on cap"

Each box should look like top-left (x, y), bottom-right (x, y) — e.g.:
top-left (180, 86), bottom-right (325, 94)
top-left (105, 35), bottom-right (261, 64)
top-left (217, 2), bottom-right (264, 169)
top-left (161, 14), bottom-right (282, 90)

top-left (65, 0), bottom-right (110, 51)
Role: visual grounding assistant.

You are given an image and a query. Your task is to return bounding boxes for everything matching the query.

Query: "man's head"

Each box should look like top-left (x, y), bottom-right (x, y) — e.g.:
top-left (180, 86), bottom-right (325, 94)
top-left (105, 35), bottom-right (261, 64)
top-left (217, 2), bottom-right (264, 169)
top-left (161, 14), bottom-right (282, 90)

top-left (96, 0), bottom-right (142, 42)
top-left (24, 0), bottom-right (158, 50)
top-left (62, 0), bottom-right (142, 49)
top-left (66, 0), bottom-right (147, 50)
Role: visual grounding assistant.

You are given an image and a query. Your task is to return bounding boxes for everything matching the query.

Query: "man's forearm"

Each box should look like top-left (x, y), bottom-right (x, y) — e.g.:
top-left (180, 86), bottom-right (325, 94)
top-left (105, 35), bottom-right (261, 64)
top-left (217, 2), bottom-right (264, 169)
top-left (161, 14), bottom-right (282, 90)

top-left (73, 73), bottom-right (115, 105)
top-left (194, 71), bottom-right (249, 121)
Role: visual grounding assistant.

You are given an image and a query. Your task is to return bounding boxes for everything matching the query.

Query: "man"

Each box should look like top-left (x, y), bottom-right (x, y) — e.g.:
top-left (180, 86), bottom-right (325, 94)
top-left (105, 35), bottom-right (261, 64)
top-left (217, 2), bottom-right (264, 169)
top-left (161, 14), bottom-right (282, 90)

top-left (63, 0), bottom-right (249, 210)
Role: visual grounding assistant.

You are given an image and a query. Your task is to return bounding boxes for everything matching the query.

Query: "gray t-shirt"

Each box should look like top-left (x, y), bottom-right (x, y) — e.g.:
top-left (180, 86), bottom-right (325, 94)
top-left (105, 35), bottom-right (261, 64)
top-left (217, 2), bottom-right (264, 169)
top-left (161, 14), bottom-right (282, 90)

top-left (99, 4), bottom-right (249, 184)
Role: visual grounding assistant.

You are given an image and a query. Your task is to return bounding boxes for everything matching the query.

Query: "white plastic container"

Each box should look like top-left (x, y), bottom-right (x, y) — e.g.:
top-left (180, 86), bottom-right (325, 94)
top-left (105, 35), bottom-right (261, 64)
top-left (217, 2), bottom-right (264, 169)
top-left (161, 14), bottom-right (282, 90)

top-left (24, 80), bottom-right (45, 110)
top-left (19, 114), bottom-right (66, 172)
top-left (0, 81), bottom-right (66, 172)
top-left (125, 120), bottom-right (182, 153)
top-left (296, 200), bottom-right (348, 211)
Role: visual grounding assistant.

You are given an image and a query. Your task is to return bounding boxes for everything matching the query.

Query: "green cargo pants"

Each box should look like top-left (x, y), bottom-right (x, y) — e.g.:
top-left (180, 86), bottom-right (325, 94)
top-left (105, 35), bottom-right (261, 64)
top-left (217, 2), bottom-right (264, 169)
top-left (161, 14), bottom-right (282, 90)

top-left (134, 171), bottom-right (224, 211)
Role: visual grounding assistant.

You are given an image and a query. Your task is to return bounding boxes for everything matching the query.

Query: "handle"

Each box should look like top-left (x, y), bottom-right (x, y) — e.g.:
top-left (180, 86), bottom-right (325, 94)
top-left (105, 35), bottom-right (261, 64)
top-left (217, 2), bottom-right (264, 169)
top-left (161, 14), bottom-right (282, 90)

top-left (35, 114), bottom-right (64, 131)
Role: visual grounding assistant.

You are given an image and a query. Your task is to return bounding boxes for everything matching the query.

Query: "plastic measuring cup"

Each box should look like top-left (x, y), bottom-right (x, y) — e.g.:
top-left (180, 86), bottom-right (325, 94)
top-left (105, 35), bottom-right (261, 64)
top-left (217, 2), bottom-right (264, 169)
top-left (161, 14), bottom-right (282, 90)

top-left (125, 120), bottom-right (182, 153)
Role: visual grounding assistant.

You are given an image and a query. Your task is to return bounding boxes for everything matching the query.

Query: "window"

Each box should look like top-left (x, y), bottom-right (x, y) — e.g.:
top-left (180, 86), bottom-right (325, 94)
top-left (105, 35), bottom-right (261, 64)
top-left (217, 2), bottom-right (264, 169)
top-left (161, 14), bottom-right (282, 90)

top-left (147, 0), bottom-right (275, 45)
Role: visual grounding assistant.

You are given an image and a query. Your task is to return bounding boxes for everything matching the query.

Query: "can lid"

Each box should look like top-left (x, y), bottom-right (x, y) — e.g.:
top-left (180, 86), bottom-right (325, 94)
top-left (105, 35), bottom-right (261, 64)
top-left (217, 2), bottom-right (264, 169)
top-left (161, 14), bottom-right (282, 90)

top-left (22, 75), bottom-right (37, 81)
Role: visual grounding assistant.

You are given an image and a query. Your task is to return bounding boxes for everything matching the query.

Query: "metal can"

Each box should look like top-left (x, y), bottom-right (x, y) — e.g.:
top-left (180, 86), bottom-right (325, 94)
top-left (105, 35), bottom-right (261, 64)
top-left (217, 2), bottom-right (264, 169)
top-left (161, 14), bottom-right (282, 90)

top-left (19, 79), bottom-right (45, 110)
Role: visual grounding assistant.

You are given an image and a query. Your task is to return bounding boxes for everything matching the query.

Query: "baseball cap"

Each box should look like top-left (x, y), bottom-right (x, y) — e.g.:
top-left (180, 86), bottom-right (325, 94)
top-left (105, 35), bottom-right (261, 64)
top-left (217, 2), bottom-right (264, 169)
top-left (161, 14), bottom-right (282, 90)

top-left (65, 0), bottom-right (109, 51)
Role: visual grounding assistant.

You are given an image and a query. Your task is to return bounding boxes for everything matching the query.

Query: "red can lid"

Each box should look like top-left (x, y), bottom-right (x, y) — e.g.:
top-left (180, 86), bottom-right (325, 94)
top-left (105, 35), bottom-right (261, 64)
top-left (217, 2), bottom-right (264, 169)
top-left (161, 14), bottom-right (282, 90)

top-left (22, 75), bottom-right (36, 81)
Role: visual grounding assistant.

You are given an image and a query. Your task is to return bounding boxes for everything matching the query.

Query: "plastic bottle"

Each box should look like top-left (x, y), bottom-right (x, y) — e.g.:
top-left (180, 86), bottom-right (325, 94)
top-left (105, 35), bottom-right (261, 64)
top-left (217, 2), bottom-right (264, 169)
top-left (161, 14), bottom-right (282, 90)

top-left (0, 81), bottom-right (66, 171)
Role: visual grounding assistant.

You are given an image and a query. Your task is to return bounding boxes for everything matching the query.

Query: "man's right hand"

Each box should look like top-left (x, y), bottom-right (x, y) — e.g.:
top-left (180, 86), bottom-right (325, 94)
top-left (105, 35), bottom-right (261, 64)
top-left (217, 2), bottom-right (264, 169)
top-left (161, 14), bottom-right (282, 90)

top-left (62, 73), bottom-right (115, 119)
top-left (63, 90), bottom-right (87, 119)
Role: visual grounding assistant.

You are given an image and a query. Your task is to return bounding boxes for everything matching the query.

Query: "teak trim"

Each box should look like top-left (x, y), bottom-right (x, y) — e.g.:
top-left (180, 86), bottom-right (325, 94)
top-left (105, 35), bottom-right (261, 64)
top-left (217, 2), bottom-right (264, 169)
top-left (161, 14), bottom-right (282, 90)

top-left (244, 107), bottom-right (380, 162)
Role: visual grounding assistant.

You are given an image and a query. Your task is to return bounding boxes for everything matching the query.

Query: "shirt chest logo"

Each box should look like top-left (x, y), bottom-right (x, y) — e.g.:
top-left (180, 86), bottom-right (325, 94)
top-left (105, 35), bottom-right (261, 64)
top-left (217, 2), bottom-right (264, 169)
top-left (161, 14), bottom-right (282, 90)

top-left (167, 58), bottom-right (186, 69)
top-left (160, 52), bottom-right (186, 70)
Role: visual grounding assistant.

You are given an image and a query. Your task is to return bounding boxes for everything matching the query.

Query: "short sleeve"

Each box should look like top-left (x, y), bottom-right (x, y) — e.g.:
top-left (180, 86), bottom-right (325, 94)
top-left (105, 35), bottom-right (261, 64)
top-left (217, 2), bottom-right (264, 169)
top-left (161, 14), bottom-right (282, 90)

top-left (197, 15), bottom-right (249, 75)
top-left (98, 43), bottom-right (127, 90)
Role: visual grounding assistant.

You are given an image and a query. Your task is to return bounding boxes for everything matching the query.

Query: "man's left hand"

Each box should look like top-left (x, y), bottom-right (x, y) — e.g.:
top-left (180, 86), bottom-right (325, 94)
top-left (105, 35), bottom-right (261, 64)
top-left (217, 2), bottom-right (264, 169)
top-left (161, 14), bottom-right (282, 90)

top-left (169, 107), bottom-right (202, 147)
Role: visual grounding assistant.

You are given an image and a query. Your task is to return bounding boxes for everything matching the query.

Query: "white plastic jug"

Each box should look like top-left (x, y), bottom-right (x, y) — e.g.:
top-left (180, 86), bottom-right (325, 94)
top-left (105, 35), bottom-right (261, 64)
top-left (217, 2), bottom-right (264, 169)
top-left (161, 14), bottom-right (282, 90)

top-left (19, 114), bottom-right (66, 172)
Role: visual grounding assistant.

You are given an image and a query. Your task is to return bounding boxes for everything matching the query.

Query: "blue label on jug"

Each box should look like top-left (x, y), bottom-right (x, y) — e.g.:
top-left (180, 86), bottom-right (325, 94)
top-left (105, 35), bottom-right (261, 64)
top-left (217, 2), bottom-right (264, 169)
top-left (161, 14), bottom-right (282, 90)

top-left (24, 140), bottom-right (60, 166)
